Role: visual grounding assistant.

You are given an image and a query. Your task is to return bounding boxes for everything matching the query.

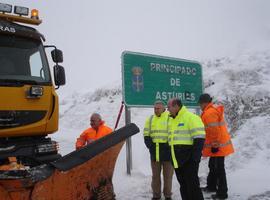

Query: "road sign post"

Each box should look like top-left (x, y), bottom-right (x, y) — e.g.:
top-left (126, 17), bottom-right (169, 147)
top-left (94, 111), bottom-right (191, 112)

top-left (124, 106), bottom-right (132, 175)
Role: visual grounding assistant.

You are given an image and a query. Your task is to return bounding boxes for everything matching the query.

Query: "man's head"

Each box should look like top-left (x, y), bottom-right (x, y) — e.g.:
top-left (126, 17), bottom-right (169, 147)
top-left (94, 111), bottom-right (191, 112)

top-left (167, 98), bottom-right (182, 117)
top-left (198, 93), bottom-right (212, 110)
top-left (154, 101), bottom-right (166, 117)
top-left (90, 113), bottom-right (102, 130)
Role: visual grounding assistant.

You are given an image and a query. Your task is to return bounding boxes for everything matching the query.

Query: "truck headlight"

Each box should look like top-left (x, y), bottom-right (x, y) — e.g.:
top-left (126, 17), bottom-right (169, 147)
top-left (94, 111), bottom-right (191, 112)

top-left (29, 86), bottom-right (43, 98)
top-left (37, 141), bottom-right (59, 154)
top-left (14, 6), bottom-right (29, 16)
top-left (0, 3), bottom-right (12, 13)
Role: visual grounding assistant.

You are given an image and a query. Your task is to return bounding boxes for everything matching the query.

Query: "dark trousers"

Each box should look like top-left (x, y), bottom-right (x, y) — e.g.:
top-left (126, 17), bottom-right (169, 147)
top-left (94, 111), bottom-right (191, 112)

top-left (207, 157), bottom-right (228, 196)
top-left (174, 160), bottom-right (204, 200)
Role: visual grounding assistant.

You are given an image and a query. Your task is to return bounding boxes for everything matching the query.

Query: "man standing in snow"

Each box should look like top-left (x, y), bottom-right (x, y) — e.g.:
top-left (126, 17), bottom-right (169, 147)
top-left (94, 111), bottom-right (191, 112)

top-left (167, 98), bottom-right (205, 200)
top-left (144, 101), bottom-right (174, 200)
top-left (198, 94), bottom-right (234, 200)
top-left (75, 113), bottom-right (112, 149)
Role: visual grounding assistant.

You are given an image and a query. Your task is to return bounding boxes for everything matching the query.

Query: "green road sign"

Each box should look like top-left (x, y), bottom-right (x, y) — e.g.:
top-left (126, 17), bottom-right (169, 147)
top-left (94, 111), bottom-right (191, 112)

top-left (122, 51), bottom-right (203, 107)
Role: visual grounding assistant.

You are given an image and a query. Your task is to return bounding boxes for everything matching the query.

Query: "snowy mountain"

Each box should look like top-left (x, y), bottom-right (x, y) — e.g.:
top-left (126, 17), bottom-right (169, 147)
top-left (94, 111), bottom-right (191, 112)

top-left (52, 50), bottom-right (270, 200)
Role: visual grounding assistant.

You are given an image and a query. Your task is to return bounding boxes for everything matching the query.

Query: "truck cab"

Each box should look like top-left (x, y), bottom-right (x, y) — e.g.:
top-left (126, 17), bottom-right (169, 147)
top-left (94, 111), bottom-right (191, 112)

top-left (0, 3), bottom-right (65, 167)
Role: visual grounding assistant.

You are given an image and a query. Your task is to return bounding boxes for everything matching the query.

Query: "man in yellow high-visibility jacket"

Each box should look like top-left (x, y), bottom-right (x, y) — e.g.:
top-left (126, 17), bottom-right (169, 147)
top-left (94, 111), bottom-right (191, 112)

top-left (144, 101), bottom-right (174, 200)
top-left (167, 98), bottom-right (205, 200)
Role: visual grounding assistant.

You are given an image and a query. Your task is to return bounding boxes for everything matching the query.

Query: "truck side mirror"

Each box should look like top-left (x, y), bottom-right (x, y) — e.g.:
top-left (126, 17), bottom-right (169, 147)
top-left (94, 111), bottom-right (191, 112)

top-left (54, 65), bottom-right (66, 86)
top-left (51, 49), bottom-right (63, 63)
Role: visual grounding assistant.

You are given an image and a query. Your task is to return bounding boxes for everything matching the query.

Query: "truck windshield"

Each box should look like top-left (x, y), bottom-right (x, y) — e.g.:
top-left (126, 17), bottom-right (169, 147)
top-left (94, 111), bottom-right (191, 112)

top-left (0, 35), bottom-right (51, 85)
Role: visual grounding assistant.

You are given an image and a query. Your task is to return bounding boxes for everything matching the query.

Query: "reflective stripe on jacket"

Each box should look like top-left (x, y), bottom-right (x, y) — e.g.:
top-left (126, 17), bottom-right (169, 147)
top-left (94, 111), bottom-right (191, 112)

top-left (201, 103), bottom-right (234, 157)
top-left (144, 111), bottom-right (170, 161)
top-left (168, 106), bottom-right (205, 168)
top-left (75, 122), bottom-right (112, 149)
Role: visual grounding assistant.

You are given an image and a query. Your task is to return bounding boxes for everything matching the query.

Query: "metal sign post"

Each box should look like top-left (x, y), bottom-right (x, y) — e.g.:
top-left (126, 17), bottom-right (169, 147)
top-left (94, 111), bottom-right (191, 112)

top-left (125, 106), bottom-right (132, 175)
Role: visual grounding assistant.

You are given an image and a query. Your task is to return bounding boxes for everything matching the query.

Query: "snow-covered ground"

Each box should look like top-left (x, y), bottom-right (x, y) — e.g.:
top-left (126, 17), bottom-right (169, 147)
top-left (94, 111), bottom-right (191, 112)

top-left (52, 50), bottom-right (270, 200)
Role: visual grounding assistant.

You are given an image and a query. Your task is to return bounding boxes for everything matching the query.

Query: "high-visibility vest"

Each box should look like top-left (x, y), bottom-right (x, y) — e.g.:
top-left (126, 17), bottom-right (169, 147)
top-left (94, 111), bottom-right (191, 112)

top-left (168, 106), bottom-right (205, 168)
top-left (201, 103), bottom-right (234, 157)
top-left (143, 111), bottom-right (169, 161)
top-left (76, 123), bottom-right (112, 149)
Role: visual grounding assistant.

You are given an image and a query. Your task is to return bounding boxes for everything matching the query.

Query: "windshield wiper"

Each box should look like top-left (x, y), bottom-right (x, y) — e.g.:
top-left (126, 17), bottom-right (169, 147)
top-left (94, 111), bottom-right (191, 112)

top-left (0, 79), bottom-right (39, 86)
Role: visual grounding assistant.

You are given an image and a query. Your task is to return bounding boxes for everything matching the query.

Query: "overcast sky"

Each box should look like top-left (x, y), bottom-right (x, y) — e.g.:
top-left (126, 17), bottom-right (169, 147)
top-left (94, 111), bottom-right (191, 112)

top-left (4, 0), bottom-right (270, 93)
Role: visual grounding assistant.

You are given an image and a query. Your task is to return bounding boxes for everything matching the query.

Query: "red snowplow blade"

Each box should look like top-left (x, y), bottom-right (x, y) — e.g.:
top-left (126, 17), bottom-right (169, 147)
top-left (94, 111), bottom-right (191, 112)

top-left (0, 123), bottom-right (139, 200)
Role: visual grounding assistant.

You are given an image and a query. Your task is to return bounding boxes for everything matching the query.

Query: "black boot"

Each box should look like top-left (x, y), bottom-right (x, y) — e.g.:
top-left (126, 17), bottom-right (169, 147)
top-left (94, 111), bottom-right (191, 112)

top-left (151, 197), bottom-right (161, 200)
top-left (211, 193), bottom-right (228, 199)
top-left (201, 186), bottom-right (217, 193)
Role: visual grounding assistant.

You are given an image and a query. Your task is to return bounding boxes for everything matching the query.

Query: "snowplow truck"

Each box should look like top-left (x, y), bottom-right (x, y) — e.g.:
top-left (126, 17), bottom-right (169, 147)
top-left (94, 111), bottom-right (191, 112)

top-left (0, 3), bottom-right (66, 169)
top-left (0, 3), bottom-right (140, 200)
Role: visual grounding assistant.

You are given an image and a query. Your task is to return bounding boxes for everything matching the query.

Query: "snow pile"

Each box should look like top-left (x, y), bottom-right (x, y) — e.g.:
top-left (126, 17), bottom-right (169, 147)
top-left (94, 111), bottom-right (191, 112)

top-left (53, 50), bottom-right (270, 199)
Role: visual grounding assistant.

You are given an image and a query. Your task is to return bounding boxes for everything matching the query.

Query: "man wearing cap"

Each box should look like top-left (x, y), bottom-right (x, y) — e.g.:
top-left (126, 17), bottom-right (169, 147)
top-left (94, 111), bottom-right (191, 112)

top-left (198, 94), bottom-right (234, 200)
top-left (144, 101), bottom-right (174, 200)
top-left (167, 98), bottom-right (205, 200)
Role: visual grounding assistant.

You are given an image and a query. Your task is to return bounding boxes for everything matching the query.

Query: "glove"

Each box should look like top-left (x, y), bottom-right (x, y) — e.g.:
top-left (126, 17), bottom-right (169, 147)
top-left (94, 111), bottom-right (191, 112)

top-left (144, 136), bottom-right (154, 149)
top-left (192, 138), bottom-right (205, 162)
top-left (211, 147), bottom-right (219, 153)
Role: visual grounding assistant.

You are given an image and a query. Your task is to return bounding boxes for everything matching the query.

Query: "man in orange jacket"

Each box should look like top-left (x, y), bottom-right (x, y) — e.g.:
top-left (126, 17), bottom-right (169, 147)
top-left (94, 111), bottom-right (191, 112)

top-left (76, 113), bottom-right (112, 150)
top-left (198, 94), bottom-right (234, 200)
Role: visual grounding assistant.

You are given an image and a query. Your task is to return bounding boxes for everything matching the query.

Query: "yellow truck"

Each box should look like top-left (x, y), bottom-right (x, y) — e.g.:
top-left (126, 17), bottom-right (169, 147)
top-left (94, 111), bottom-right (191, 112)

top-left (0, 2), bottom-right (65, 168)
top-left (0, 3), bottom-right (139, 199)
